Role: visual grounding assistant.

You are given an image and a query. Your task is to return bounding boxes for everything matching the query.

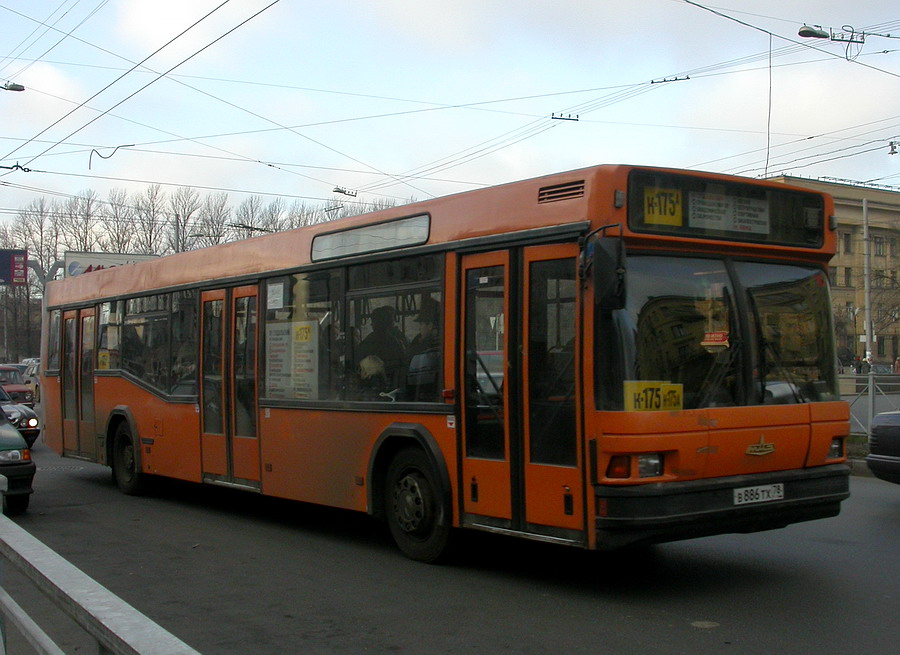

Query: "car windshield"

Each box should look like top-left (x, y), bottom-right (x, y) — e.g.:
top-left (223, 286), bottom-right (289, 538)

top-left (596, 255), bottom-right (839, 410)
top-left (0, 370), bottom-right (24, 385)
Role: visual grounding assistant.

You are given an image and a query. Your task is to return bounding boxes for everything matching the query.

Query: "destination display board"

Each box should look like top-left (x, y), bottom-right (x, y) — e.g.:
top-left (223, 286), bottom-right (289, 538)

top-left (629, 170), bottom-right (825, 248)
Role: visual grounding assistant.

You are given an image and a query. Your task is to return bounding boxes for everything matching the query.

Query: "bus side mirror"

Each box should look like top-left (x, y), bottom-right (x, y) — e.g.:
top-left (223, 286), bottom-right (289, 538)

top-left (593, 237), bottom-right (626, 309)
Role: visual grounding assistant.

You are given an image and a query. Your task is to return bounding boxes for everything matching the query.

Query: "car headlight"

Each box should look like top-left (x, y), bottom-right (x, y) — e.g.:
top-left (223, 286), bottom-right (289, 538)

top-left (26, 417), bottom-right (38, 428)
top-left (23, 391), bottom-right (33, 401)
top-left (0, 449), bottom-right (30, 463)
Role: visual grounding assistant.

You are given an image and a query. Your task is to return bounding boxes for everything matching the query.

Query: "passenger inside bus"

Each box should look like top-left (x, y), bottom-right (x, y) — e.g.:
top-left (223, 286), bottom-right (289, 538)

top-left (357, 305), bottom-right (408, 396)
top-left (406, 298), bottom-right (441, 401)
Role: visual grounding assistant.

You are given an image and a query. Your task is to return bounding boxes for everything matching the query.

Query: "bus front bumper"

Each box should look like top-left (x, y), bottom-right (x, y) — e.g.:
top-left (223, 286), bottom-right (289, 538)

top-left (594, 464), bottom-right (850, 550)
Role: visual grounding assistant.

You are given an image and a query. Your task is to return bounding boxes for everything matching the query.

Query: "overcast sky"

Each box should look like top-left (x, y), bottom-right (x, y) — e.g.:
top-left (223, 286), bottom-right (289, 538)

top-left (1, 0), bottom-right (899, 220)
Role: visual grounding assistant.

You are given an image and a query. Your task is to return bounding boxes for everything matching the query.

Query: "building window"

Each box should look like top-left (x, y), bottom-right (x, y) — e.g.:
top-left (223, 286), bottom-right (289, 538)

top-left (874, 236), bottom-right (885, 256)
top-left (842, 232), bottom-right (852, 254)
top-left (844, 267), bottom-right (853, 287)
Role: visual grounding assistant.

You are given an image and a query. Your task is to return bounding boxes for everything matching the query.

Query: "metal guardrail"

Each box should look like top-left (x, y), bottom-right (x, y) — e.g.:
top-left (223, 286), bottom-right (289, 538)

top-left (841, 373), bottom-right (900, 436)
top-left (0, 477), bottom-right (201, 655)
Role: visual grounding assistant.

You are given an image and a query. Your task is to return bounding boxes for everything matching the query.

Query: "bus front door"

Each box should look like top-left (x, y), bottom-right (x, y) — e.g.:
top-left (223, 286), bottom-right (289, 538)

top-left (200, 286), bottom-right (260, 490)
top-left (60, 308), bottom-right (97, 459)
top-left (460, 245), bottom-right (584, 543)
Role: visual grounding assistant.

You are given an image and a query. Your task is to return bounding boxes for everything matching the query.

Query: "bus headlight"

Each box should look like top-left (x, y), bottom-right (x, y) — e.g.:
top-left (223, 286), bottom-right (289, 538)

top-left (638, 453), bottom-right (664, 478)
top-left (606, 453), bottom-right (665, 479)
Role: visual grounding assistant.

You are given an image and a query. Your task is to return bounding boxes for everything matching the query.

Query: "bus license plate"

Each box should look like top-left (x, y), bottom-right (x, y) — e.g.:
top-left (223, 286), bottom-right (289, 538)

top-left (733, 483), bottom-right (784, 506)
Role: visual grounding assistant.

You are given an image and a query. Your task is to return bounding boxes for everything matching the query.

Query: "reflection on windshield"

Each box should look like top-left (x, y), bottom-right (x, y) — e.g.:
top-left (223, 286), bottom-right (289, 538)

top-left (597, 256), bottom-right (838, 410)
top-left (737, 262), bottom-right (838, 405)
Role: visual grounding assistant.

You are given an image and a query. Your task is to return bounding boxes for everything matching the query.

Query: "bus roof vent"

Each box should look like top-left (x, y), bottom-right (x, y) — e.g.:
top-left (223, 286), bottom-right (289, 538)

top-left (538, 180), bottom-right (585, 203)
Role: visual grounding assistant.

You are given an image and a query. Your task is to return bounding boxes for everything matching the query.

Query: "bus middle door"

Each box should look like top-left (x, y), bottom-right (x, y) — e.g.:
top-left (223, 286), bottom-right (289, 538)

top-left (200, 286), bottom-right (260, 490)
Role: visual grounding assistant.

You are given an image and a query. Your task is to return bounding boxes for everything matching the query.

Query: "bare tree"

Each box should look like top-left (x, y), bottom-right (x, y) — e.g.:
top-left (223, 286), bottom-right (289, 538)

top-left (132, 184), bottom-right (168, 255)
top-left (168, 186), bottom-right (202, 253)
top-left (231, 195), bottom-right (265, 240)
top-left (260, 197), bottom-right (287, 233)
top-left (12, 197), bottom-right (62, 278)
top-left (58, 189), bottom-right (101, 253)
top-left (99, 188), bottom-right (136, 254)
top-left (193, 192), bottom-right (231, 249)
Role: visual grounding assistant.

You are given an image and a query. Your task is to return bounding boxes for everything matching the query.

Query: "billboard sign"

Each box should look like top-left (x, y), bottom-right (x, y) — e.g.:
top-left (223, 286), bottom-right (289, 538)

top-left (64, 252), bottom-right (158, 278)
top-left (0, 249), bottom-right (28, 286)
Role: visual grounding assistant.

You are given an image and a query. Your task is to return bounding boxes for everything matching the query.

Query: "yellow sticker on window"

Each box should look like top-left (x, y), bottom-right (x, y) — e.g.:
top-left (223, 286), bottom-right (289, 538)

top-left (644, 187), bottom-right (683, 226)
top-left (624, 381), bottom-right (684, 412)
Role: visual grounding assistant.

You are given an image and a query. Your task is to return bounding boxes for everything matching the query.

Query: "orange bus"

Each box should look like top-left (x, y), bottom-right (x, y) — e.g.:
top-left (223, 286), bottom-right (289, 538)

top-left (41, 164), bottom-right (850, 561)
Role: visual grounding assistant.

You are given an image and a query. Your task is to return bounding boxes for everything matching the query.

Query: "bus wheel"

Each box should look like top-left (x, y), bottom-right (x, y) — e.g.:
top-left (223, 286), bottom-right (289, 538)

top-left (385, 448), bottom-right (450, 563)
top-left (3, 493), bottom-right (29, 515)
top-left (112, 423), bottom-right (147, 495)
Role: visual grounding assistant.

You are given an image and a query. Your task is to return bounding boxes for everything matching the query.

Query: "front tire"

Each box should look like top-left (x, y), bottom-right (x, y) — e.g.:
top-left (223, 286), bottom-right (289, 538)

top-left (112, 423), bottom-right (148, 495)
top-left (385, 447), bottom-right (451, 563)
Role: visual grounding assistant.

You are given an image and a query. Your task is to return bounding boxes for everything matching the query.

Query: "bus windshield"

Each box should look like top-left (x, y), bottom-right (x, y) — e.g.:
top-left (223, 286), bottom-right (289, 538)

top-left (597, 255), bottom-right (839, 410)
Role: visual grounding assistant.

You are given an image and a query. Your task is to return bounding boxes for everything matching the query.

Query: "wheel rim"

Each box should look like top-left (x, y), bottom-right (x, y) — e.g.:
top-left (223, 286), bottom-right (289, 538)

top-left (119, 440), bottom-right (135, 481)
top-left (392, 471), bottom-right (432, 536)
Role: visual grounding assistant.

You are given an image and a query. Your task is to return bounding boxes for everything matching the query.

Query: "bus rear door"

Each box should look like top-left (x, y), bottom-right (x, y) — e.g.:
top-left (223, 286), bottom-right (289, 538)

top-left (60, 308), bottom-right (97, 459)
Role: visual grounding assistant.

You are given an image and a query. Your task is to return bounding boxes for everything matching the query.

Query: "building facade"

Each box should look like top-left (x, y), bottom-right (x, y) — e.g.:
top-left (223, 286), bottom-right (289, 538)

top-left (774, 177), bottom-right (900, 371)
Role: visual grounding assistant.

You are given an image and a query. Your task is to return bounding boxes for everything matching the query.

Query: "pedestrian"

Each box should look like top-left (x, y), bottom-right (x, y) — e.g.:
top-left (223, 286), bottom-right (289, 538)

top-left (894, 356), bottom-right (900, 375)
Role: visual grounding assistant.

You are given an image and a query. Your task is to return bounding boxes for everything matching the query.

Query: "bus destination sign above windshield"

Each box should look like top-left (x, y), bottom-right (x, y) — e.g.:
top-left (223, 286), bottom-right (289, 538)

top-left (644, 187), bottom-right (770, 236)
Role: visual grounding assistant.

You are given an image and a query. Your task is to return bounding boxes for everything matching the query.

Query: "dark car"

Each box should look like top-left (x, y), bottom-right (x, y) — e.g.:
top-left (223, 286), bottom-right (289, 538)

top-left (0, 365), bottom-right (34, 407)
top-left (0, 412), bottom-right (35, 514)
top-left (866, 411), bottom-right (900, 484)
top-left (0, 385), bottom-right (39, 447)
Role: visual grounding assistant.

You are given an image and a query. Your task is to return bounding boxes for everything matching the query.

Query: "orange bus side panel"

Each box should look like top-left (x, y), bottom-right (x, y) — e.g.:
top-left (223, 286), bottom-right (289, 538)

top-left (93, 378), bottom-right (203, 483)
top-left (259, 409), bottom-right (458, 514)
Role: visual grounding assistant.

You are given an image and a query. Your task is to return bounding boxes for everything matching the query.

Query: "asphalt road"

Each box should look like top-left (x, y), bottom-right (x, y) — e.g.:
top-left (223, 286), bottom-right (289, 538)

top-left (4, 440), bottom-right (900, 655)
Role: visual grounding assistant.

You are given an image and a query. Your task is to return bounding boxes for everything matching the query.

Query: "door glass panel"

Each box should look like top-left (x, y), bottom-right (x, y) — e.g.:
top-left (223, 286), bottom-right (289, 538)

top-left (528, 259), bottom-right (577, 466)
top-left (464, 266), bottom-right (505, 459)
top-left (203, 300), bottom-right (224, 435)
top-left (233, 296), bottom-right (257, 438)
top-left (80, 315), bottom-right (95, 422)
top-left (63, 318), bottom-right (77, 419)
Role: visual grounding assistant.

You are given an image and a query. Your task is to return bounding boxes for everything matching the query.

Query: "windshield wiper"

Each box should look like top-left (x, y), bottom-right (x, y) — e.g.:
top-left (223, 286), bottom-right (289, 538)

top-left (746, 292), bottom-right (804, 404)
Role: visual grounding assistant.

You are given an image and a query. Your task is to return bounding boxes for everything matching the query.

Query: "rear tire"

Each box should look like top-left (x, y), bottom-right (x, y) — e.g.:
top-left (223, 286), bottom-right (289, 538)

top-left (3, 493), bottom-right (29, 514)
top-left (384, 447), bottom-right (451, 563)
top-left (112, 423), bottom-right (148, 495)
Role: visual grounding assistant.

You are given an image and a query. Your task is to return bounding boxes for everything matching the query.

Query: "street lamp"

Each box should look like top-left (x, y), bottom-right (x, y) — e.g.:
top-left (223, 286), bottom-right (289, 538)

top-left (798, 25), bottom-right (830, 39)
top-left (799, 23), bottom-right (899, 59)
top-left (2, 82), bottom-right (25, 92)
